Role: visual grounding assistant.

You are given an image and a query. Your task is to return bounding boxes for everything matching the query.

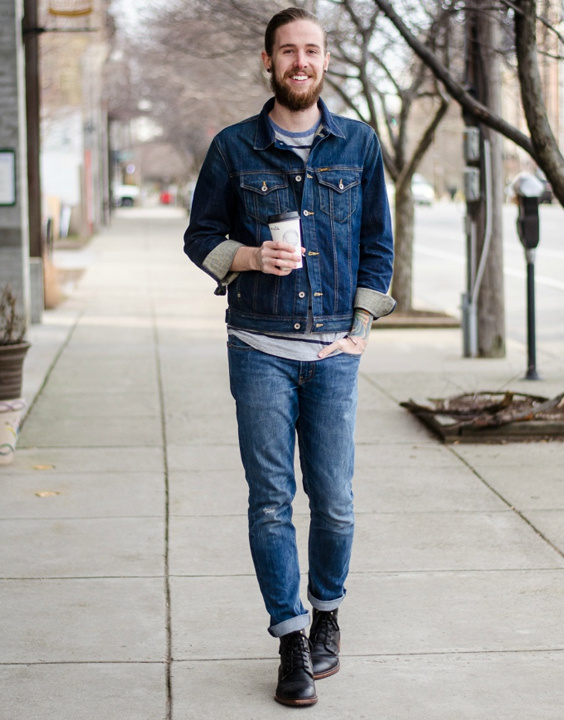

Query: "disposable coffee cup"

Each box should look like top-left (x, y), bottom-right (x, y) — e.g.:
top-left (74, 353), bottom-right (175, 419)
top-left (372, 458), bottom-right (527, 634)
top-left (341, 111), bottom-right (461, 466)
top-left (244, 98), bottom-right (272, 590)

top-left (267, 211), bottom-right (303, 268)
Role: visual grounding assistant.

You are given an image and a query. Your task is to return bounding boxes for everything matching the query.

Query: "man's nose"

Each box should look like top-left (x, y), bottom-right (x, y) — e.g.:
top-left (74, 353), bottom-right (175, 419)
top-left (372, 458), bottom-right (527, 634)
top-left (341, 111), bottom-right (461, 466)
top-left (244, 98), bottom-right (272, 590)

top-left (294, 51), bottom-right (309, 68)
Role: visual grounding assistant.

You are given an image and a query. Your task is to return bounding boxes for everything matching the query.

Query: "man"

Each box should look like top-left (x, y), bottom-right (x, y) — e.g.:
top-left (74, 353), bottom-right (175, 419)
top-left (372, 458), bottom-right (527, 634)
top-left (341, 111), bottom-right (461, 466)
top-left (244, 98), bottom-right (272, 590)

top-left (184, 7), bottom-right (395, 707)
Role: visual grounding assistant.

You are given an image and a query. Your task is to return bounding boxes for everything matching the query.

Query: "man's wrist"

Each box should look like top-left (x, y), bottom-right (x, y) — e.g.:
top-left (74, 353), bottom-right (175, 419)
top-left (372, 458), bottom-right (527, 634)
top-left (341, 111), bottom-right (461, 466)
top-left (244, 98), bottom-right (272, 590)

top-left (231, 245), bottom-right (260, 272)
top-left (348, 308), bottom-right (373, 341)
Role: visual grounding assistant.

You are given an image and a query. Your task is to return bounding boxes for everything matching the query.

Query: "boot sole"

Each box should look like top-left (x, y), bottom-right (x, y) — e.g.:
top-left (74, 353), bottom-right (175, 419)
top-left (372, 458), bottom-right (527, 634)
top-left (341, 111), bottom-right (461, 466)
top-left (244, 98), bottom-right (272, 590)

top-left (313, 662), bottom-right (340, 680)
top-left (274, 694), bottom-right (318, 707)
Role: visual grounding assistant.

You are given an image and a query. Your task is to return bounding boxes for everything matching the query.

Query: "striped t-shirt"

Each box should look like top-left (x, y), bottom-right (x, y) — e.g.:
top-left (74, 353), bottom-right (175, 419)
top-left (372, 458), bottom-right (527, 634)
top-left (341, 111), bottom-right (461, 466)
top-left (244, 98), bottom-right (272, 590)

top-left (269, 117), bottom-right (321, 161)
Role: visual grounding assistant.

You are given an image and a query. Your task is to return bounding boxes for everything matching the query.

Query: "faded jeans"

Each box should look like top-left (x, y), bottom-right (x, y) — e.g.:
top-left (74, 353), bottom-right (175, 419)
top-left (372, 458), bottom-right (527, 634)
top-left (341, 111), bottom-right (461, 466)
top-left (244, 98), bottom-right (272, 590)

top-left (228, 335), bottom-right (359, 637)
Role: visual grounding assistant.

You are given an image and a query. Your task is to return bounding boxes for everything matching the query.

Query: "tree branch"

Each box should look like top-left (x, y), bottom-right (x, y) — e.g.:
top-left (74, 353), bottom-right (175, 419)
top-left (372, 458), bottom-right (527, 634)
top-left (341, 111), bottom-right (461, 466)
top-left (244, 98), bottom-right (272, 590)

top-left (514, 0), bottom-right (564, 204)
top-left (371, 0), bottom-right (536, 159)
top-left (500, 0), bottom-right (564, 46)
top-left (397, 90), bottom-right (450, 193)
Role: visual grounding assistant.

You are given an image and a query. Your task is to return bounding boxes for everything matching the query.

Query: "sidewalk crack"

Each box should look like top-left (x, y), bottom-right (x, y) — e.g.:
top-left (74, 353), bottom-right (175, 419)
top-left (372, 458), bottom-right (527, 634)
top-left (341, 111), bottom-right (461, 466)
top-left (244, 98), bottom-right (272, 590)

top-left (449, 447), bottom-right (564, 561)
top-left (151, 298), bottom-right (173, 720)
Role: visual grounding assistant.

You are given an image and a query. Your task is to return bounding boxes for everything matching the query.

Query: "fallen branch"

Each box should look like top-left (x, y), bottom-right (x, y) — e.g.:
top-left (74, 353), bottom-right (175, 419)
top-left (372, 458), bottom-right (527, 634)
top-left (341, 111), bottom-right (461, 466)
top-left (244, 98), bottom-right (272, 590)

top-left (401, 390), bottom-right (564, 431)
top-left (458, 391), bottom-right (564, 430)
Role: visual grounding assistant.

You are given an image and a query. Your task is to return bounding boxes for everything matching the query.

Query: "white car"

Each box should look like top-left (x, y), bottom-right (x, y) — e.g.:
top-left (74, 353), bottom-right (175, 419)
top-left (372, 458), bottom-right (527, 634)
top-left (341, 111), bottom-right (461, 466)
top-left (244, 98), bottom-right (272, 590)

top-left (112, 184), bottom-right (140, 208)
top-left (411, 174), bottom-right (435, 205)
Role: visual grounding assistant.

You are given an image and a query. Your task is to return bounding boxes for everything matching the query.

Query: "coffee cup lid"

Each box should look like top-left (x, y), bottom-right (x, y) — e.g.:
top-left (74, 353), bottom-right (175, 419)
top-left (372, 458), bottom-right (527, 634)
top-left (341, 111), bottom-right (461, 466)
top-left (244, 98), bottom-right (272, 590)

top-left (267, 211), bottom-right (300, 223)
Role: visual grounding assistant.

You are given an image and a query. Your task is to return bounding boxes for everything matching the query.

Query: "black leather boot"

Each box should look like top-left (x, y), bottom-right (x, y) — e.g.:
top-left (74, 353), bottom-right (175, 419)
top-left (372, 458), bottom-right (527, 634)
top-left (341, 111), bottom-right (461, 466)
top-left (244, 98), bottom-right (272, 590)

top-left (309, 608), bottom-right (340, 679)
top-left (274, 631), bottom-right (318, 706)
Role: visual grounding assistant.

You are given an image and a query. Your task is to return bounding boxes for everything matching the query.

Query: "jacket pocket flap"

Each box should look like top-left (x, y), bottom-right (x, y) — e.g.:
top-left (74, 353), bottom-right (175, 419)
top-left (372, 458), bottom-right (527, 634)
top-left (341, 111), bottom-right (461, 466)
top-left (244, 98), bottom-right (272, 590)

top-left (240, 173), bottom-right (288, 195)
top-left (316, 171), bottom-right (361, 194)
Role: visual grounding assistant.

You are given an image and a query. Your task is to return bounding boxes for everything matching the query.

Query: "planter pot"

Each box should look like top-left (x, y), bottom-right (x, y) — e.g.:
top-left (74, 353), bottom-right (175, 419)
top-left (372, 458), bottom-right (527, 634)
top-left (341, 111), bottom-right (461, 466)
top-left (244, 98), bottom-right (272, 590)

top-left (0, 341), bottom-right (31, 401)
top-left (0, 399), bottom-right (26, 465)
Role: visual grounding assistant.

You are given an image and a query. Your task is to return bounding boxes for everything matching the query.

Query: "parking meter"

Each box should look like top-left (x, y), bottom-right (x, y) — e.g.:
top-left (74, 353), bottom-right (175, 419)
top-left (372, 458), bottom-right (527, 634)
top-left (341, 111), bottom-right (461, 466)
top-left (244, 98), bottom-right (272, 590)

top-left (511, 172), bottom-right (543, 256)
top-left (509, 172), bottom-right (544, 379)
top-left (517, 195), bottom-right (540, 251)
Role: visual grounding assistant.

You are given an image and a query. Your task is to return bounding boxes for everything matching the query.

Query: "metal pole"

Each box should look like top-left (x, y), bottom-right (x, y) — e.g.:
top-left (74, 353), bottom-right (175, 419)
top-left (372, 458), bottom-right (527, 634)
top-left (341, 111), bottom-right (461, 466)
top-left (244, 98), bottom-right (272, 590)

top-left (462, 140), bottom-right (492, 359)
top-left (462, 215), bottom-right (477, 357)
top-left (525, 250), bottom-right (540, 380)
top-left (22, 0), bottom-right (43, 260)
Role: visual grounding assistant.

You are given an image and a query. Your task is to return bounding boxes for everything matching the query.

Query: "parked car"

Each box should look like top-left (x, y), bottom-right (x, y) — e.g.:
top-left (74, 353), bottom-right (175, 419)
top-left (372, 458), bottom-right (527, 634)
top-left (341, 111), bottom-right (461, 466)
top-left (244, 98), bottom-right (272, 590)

top-left (112, 184), bottom-right (140, 208)
top-left (411, 173), bottom-right (435, 205)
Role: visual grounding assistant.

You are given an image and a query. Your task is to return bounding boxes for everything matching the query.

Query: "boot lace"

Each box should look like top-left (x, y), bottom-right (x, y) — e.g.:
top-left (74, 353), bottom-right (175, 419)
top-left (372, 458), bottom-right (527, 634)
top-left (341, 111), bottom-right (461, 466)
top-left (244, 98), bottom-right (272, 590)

top-left (280, 632), bottom-right (311, 674)
top-left (311, 611), bottom-right (339, 646)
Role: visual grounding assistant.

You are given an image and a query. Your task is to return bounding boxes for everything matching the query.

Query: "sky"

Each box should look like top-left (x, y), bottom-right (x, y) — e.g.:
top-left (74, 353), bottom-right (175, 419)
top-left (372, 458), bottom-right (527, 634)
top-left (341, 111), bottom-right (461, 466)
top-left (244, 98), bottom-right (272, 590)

top-left (110, 0), bottom-right (155, 33)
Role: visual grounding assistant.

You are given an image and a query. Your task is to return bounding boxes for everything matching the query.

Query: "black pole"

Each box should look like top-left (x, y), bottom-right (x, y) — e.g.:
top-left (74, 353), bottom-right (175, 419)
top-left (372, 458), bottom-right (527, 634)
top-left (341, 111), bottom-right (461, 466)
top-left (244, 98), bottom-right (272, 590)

top-left (525, 255), bottom-right (539, 379)
top-left (22, 0), bottom-right (43, 260)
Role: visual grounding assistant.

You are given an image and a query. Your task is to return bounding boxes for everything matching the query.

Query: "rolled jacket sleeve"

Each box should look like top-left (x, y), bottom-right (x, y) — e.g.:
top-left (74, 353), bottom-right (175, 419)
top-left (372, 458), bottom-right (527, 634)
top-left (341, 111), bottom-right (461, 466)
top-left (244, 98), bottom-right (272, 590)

top-left (184, 138), bottom-right (239, 286)
top-left (354, 287), bottom-right (396, 318)
top-left (202, 239), bottom-right (243, 287)
top-left (354, 132), bottom-right (396, 317)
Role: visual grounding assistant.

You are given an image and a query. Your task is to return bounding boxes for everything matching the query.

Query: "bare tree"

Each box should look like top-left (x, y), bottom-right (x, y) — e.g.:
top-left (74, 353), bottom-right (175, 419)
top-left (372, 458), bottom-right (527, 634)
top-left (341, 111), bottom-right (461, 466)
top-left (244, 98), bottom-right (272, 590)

top-left (105, 1), bottom-right (271, 177)
top-left (372, 0), bottom-right (564, 207)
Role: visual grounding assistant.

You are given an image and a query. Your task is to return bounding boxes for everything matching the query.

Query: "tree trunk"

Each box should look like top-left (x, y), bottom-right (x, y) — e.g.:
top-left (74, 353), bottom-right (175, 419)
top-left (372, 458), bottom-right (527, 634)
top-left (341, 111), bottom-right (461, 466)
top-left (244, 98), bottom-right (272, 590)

top-left (475, 130), bottom-right (505, 357)
top-left (392, 181), bottom-right (415, 312)
top-left (515, 0), bottom-right (564, 206)
top-left (477, 11), bottom-right (505, 357)
top-left (466, 5), bottom-right (506, 357)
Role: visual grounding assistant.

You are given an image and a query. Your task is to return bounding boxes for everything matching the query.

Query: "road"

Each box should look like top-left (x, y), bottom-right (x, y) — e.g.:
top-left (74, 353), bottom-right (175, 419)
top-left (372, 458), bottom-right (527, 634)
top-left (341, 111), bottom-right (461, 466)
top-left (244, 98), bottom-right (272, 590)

top-left (414, 202), bottom-right (564, 358)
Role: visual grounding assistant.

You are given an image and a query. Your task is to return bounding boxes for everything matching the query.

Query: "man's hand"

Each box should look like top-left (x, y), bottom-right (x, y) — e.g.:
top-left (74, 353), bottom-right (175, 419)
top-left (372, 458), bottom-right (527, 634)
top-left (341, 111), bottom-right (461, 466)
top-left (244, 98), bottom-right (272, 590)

top-left (231, 241), bottom-right (303, 276)
top-left (318, 308), bottom-right (374, 359)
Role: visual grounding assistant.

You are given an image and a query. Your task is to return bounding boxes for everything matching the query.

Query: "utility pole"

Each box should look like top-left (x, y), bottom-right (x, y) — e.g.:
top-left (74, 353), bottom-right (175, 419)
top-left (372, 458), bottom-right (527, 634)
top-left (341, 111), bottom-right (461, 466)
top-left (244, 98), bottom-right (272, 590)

top-left (462, 3), bottom-right (506, 358)
top-left (22, 0), bottom-right (45, 321)
top-left (22, 0), bottom-right (42, 261)
top-left (0, 0), bottom-right (31, 326)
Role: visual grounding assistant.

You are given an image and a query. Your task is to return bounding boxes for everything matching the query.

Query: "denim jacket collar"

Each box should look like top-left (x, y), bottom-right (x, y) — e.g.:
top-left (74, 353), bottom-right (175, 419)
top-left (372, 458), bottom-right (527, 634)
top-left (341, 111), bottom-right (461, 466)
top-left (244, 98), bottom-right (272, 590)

top-left (254, 97), bottom-right (346, 151)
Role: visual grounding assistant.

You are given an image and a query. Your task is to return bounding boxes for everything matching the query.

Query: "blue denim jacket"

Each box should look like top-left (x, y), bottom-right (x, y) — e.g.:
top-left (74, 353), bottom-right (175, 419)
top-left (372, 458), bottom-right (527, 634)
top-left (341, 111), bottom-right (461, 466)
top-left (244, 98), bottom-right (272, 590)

top-left (184, 98), bottom-right (395, 334)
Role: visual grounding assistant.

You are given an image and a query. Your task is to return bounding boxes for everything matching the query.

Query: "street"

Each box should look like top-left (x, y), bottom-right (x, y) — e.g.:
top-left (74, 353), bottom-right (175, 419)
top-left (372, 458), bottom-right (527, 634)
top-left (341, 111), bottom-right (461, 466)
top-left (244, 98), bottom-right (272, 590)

top-left (414, 202), bottom-right (564, 358)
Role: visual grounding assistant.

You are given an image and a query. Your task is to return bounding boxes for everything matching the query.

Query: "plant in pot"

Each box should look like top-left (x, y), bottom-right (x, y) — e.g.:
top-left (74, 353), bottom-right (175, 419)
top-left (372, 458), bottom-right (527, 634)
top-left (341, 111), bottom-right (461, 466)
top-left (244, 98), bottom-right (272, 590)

top-left (0, 285), bottom-right (30, 464)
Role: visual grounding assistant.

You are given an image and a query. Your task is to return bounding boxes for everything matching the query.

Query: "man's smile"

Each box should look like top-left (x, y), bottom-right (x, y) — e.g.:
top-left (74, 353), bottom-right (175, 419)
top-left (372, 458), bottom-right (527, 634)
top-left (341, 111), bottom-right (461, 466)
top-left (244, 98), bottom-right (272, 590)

top-left (284, 70), bottom-right (316, 88)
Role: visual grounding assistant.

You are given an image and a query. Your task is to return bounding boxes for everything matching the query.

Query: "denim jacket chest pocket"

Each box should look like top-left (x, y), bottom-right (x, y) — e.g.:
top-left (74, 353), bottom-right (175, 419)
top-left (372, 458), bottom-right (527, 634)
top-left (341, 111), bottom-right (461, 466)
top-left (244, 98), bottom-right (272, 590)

top-left (316, 170), bottom-right (361, 223)
top-left (239, 172), bottom-right (291, 225)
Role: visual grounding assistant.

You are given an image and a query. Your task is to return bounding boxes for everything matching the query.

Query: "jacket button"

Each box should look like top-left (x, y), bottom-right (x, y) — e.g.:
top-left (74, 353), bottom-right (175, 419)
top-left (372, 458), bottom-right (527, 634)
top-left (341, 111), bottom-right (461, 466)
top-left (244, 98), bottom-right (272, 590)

top-left (294, 323), bottom-right (301, 330)
top-left (298, 291), bottom-right (305, 298)
top-left (303, 210), bottom-right (310, 216)
top-left (295, 175), bottom-right (302, 182)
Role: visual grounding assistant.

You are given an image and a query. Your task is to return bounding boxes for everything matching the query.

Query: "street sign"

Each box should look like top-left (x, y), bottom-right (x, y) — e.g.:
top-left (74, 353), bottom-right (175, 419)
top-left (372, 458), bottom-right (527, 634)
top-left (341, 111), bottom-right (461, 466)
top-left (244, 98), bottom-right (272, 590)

top-left (0, 150), bottom-right (16, 207)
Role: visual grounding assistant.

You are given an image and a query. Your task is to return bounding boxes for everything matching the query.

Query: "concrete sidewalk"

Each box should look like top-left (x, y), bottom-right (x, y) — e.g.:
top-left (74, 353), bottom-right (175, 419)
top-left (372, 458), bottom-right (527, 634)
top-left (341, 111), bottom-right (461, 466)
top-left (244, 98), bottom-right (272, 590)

top-left (1, 207), bottom-right (563, 719)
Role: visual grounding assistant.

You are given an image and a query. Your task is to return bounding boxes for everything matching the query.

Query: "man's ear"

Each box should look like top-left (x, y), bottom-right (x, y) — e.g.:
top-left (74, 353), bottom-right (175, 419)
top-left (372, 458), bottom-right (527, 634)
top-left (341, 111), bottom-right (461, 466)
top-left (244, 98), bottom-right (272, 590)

top-left (324, 52), bottom-right (330, 73)
top-left (261, 50), bottom-right (272, 74)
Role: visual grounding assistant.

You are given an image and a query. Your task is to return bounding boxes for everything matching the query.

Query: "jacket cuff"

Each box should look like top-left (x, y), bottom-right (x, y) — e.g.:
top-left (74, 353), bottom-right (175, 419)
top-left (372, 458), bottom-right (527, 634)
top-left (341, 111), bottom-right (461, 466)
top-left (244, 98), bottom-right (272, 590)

top-left (354, 287), bottom-right (396, 318)
top-left (202, 239), bottom-right (244, 283)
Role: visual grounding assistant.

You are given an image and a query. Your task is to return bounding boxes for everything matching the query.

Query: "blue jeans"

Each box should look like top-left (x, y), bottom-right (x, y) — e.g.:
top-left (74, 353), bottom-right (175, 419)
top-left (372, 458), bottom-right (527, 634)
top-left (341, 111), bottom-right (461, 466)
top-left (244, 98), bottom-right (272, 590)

top-left (228, 335), bottom-right (359, 637)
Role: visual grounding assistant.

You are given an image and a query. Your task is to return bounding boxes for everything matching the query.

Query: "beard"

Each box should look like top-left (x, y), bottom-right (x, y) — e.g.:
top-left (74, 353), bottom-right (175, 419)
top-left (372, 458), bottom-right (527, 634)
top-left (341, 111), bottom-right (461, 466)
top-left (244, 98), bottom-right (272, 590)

top-left (270, 65), bottom-right (325, 112)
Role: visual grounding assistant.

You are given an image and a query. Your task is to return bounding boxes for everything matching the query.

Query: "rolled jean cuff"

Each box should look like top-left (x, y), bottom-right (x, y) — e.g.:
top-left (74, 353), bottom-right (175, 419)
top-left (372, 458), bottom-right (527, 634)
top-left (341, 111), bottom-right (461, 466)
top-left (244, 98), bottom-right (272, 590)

top-left (308, 588), bottom-right (346, 612)
top-left (268, 611), bottom-right (310, 638)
